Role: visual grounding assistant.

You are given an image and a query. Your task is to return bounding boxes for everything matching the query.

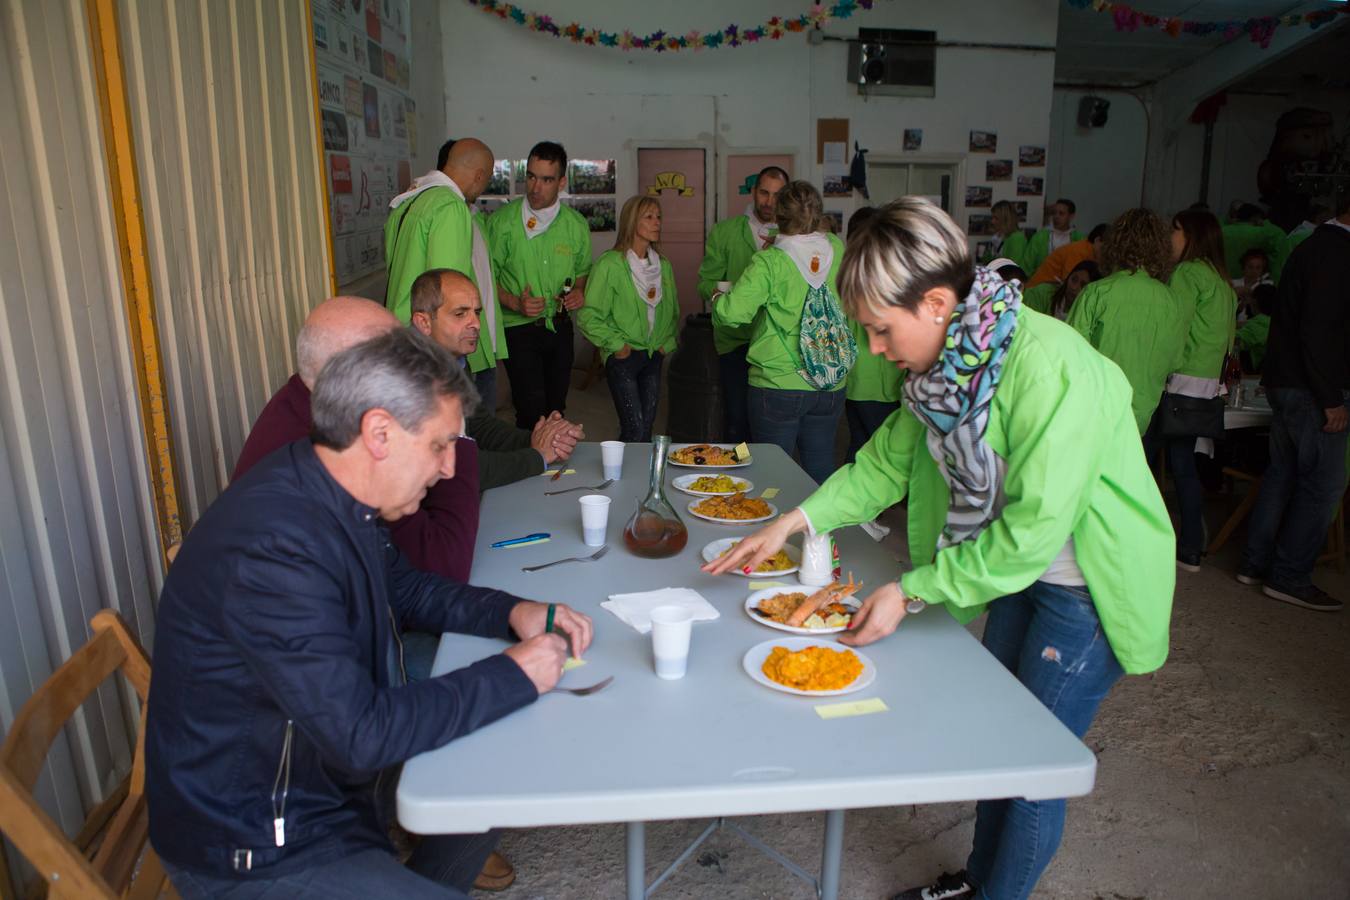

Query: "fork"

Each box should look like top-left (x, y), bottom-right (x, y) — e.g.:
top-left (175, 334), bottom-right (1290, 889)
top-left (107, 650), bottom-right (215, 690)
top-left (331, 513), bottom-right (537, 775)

top-left (550, 675), bottom-right (614, 696)
top-left (544, 479), bottom-right (614, 496)
top-left (521, 545), bottom-right (609, 572)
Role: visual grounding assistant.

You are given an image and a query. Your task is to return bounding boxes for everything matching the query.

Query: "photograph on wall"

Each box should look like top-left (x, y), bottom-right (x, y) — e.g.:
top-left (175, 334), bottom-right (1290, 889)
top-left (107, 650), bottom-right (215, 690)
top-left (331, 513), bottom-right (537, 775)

top-left (969, 130), bottom-right (997, 153)
top-left (513, 159), bottom-right (528, 194)
top-left (986, 159), bottom-right (1012, 181)
top-left (484, 159), bottom-right (512, 196)
top-left (903, 128), bottom-right (923, 151)
top-left (321, 109), bottom-right (349, 152)
top-left (567, 159), bottom-right (617, 195)
top-left (968, 213), bottom-right (995, 236)
top-left (1016, 175), bottom-right (1044, 197)
top-left (566, 197), bottom-right (617, 232)
top-left (823, 210), bottom-right (844, 235)
top-left (976, 240), bottom-right (994, 260)
top-left (1013, 200), bottom-right (1028, 221)
top-left (965, 186), bottom-right (993, 208)
top-left (823, 174), bottom-right (850, 197)
top-left (1019, 145), bottom-right (1047, 167)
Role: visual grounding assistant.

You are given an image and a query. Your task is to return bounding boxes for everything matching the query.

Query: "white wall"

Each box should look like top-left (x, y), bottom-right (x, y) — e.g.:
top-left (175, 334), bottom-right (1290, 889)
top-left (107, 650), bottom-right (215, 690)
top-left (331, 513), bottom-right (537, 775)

top-left (1047, 88), bottom-right (1148, 231)
top-left (439, 0), bottom-right (1058, 248)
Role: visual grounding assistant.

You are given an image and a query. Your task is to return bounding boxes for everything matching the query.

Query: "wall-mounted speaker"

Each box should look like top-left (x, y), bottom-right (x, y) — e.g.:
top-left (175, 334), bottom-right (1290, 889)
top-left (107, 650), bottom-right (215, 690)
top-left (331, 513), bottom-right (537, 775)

top-left (1078, 96), bottom-right (1111, 128)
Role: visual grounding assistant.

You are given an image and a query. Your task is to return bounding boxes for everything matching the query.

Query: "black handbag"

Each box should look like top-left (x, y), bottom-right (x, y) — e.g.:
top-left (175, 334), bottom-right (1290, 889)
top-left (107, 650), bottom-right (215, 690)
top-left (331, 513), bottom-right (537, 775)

top-left (1159, 391), bottom-right (1225, 440)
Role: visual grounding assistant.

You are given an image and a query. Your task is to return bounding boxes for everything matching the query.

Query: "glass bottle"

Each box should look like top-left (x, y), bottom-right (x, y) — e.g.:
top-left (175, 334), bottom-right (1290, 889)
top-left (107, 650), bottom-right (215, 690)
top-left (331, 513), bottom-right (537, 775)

top-left (622, 436), bottom-right (688, 558)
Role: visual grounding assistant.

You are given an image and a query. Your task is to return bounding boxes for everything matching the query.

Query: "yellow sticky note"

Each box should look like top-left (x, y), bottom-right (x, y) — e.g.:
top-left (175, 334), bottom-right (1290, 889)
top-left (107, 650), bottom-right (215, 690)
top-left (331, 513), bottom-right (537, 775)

top-left (733, 442), bottom-right (751, 461)
top-left (563, 657), bottom-right (587, 671)
top-left (749, 580), bottom-right (789, 590)
top-left (815, 698), bottom-right (889, 719)
top-left (760, 487), bottom-right (780, 500)
top-left (542, 469), bottom-right (578, 476)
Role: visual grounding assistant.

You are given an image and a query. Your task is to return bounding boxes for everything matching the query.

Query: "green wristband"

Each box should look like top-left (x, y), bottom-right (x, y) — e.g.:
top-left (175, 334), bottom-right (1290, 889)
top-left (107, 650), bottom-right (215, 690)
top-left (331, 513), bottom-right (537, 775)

top-left (545, 603), bottom-right (556, 634)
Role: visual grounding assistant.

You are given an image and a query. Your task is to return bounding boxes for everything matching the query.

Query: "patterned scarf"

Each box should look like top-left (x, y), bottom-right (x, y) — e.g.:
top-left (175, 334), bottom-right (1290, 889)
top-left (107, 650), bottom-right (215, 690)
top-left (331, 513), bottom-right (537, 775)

top-left (902, 267), bottom-right (1021, 549)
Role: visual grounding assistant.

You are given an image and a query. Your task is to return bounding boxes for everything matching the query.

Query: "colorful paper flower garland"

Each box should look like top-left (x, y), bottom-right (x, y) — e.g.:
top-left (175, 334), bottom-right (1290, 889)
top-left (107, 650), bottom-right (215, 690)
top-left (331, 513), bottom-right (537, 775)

top-left (461, 0), bottom-right (881, 51)
top-left (1066, 0), bottom-right (1348, 50)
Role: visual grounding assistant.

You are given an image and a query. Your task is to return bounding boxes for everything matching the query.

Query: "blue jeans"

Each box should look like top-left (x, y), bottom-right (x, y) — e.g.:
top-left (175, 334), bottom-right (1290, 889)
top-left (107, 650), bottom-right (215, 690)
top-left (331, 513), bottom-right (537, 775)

top-left (1241, 387), bottom-right (1350, 589)
top-left (965, 581), bottom-right (1124, 900)
top-left (472, 366), bottom-right (497, 416)
top-left (162, 831), bottom-right (498, 899)
top-left (747, 386), bottom-right (845, 485)
top-left (845, 399), bottom-right (900, 464)
top-left (718, 345), bottom-right (751, 443)
top-left (606, 350), bottom-right (663, 443)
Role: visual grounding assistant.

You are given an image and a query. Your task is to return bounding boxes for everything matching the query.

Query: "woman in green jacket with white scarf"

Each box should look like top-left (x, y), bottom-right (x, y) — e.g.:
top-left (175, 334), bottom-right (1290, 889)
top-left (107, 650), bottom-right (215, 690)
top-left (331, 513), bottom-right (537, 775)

top-left (707, 199), bottom-right (1174, 900)
top-left (578, 195), bottom-right (679, 442)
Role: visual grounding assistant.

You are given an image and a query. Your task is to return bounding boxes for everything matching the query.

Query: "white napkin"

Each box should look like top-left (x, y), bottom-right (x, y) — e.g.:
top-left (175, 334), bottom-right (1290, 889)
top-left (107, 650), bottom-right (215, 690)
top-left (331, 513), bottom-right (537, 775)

top-left (601, 587), bottom-right (720, 634)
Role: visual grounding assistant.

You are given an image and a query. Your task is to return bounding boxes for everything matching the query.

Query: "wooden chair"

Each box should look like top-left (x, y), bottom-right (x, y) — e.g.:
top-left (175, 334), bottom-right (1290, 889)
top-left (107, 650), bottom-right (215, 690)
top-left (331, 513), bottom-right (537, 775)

top-left (0, 609), bottom-right (174, 899)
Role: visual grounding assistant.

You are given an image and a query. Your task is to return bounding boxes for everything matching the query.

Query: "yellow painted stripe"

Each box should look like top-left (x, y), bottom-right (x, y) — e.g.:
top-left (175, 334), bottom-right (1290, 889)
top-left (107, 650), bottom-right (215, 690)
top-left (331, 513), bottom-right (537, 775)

top-left (86, 0), bottom-right (183, 559)
top-left (305, 0), bottom-right (339, 297)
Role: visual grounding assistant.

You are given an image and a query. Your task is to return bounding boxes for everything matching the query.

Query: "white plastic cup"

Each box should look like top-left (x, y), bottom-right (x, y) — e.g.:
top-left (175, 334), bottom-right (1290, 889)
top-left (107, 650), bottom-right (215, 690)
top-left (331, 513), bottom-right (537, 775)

top-left (600, 440), bottom-right (624, 480)
top-left (799, 532), bottom-right (833, 586)
top-left (578, 494), bottom-right (611, 547)
top-left (650, 605), bottom-right (693, 680)
top-left (716, 280), bottom-right (732, 294)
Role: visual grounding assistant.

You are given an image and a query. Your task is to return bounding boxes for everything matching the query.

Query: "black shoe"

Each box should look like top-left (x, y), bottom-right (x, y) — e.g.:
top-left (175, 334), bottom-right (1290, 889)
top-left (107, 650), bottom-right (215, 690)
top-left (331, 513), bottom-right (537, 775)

top-left (1177, 552), bottom-right (1202, 573)
top-left (893, 870), bottom-right (975, 900)
top-left (1235, 564), bottom-right (1263, 586)
top-left (1262, 582), bottom-right (1344, 612)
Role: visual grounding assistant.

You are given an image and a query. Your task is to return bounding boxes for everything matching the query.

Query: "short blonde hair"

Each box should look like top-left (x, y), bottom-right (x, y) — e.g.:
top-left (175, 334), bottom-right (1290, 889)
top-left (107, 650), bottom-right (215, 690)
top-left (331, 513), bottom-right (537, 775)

top-left (774, 181), bottom-right (824, 236)
top-left (613, 195), bottom-right (662, 255)
top-left (838, 197), bottom-right (974, 316)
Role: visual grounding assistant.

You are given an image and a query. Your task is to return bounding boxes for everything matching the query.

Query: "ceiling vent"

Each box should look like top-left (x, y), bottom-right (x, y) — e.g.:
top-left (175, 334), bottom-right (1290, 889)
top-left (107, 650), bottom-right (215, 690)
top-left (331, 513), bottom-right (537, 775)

top-left (847, 28), bottom-right (936, 98)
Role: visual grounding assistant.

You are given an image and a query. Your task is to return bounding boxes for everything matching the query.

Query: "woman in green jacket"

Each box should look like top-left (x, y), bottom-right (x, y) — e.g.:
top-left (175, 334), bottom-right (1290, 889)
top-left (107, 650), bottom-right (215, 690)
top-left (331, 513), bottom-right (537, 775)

top-left (577, 196), bottom-right (678, 442)
top-left (1066, 209), bottom-right (1183, 434)
top-left (707, 199), bottom-right (1174, 900)
top-left (712, 181), bottom-right (856, 484)
top-left (1022, 259), bottom-right (1100, 320)
top-left (1156, 209), bottom-right (1237, 571)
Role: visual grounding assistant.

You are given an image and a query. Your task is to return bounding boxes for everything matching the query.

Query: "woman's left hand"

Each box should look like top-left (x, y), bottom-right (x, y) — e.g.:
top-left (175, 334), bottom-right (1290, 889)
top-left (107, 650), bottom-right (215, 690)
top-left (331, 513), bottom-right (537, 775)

top-left (838, 582), bottom-right (909, 647)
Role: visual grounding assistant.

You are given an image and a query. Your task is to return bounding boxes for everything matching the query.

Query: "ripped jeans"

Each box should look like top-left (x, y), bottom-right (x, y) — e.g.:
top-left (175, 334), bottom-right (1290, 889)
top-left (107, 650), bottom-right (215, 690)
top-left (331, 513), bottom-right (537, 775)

top-left (966, 580), bottom-right (1124, 900)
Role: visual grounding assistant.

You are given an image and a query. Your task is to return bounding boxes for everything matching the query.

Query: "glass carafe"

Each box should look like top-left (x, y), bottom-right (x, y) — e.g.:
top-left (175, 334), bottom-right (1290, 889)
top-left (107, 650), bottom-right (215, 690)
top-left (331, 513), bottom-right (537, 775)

top-left (622, 436), bottom-right (688, 558)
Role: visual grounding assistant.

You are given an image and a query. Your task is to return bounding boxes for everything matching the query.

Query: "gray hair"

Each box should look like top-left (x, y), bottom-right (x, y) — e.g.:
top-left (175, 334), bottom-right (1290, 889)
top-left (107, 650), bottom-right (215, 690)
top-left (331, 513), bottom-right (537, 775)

top-left (410, 268), bottom-right (477, 319)
top-left (837, 197), bottom-right (974, 316)
top-left (310, 328), bottom-right (479, 450)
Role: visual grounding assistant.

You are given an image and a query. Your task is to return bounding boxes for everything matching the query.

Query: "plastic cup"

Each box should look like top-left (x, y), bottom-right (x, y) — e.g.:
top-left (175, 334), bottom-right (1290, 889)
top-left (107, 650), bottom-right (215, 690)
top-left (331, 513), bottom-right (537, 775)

top-left (650, 605), bottom-right (693, 680)
top-left (716, 280), bottom-right (732, 294)
top-left (601, 440), bottom-right (624, 480)
top-left (579, 495), bottom-right (611, 547)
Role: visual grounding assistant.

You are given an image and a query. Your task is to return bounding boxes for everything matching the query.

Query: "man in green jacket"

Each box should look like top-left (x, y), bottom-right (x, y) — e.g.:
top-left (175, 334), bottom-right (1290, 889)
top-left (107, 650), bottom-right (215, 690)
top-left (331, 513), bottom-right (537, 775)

top-left (1020, 197), bottom-right (1084, 276)
top-left (487, 141), bottom-right (592, 429)
top-left (410, 269), bottom-right (582, 490)
top-left (1222, 202), bottom-right (1289, 282)
top-left (697, 165), bottom-right (789, 442)
top-left (384, 138), bottom-right (509, 411)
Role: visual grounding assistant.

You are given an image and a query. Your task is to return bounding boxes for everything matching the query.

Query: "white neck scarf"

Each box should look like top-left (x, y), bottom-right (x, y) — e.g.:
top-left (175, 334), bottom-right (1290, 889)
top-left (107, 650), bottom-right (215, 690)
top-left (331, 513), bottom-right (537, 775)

top-left (744, 205), bottom-right (778, 249)
top-left (522, 198), bottom-right (561, 239)
top-left (626, 247), bottom-right (663, 333)
top-left (1048, 228), bottom-right (1073, 252)
top-left (774, 233), bottom-right (832, 290)
top-left (389, 169), bottom-right (455, 210)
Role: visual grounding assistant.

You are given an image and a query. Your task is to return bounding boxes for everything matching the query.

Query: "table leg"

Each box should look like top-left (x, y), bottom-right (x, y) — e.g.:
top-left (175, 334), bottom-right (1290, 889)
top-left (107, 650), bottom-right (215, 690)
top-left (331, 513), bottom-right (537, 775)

top-left (626, 821), bottom-right (645, 900)
top-left (820, 809), bottom-right (845, 900)
top-left (1209, 471), bottom-right (1262, 554)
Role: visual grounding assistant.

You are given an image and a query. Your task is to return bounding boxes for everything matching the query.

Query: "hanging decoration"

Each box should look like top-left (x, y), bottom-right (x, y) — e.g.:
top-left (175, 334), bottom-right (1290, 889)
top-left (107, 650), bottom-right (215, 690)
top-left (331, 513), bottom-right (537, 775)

top-left (461, 0), bottom-right (882, 51)
top-left (1065, 1), bottom-right (1348, 50)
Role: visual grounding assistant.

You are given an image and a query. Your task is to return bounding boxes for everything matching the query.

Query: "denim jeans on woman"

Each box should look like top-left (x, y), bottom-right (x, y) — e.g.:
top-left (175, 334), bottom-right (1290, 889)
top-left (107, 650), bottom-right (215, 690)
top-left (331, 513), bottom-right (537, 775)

top-left (965, 580), bottom-right (1124, 900)
top-left (606, 349), bottom-right (663, 443)
top-left (746, 385), bottom-right (845, 485)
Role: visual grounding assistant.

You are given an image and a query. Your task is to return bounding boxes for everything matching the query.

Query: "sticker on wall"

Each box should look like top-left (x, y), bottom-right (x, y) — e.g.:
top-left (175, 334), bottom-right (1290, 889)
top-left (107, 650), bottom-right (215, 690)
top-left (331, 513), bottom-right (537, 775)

top-left (986, 159), bottom-right (1012, 181)
top-left (969, 131), bottom-right (998, 153)
top-left (314, 15), bottom-right (329, 49)
top-left (367, 39), bottom-right (383, 79)
top-left (644, 171), bottom-right (694, 198)
top-left (1016, 175), bottom-right (1044, 197)
top-left (344, 76), bottom-right (363, 116)
top-left (1019, 145), bottom-right (1047, 167)
top-left (968, 214), bottom-right (995, 236)
top-left (566, 198), bottom-right (617, 232)
top-left (363, 83), bottom-right (380, 139)
top-left (330, 154), bottom-right (353, 194)
top-left (365, 2), bottom-right (380, 40)
top-left (318, 70), bottom-right (344, 109)
top-left (321, 109), bottom-right (348, 152)
top-left (352, 31), bottom-right (366, 67)
top-left (903, 129), bottom-right (923, 151)
top-left (965, 186), bottom-right (993, 208)
top-left (383, 50), bottom-right (397, 84)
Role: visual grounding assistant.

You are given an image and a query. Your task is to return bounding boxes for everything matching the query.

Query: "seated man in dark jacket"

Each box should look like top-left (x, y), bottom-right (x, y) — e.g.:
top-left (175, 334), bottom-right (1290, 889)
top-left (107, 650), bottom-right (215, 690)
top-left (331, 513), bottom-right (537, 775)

top-left (147, 328), bottom-right (592, 899)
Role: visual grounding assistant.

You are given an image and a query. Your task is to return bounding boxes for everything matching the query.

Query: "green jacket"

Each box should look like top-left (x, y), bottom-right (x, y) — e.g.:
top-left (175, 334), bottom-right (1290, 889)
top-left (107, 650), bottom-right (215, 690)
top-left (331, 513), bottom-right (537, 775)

top-left (1021, 228), bottom-right (1084, 277)
top-left (711, 234), bottom-right (849, 392)
top-left (1000, 230), bottom-right (1030, 270)
top-left (382, 189), bottom-right (508, 373)
top-left (845, 319), bottom-right (903, 402)
top-left (801, 308), bottom-right (1174, 675)
top-left (486, 199), bottom-right (593, 329)
top-left (1222, 221), bottom-right (1288, 283)
top-left (1067, 269), bottom-right (1183, 433)
top-left (1236, 314), bottom-right (1271, 370)
top-left (698, 216), bottom-right (761, 354)
top-left (1169, 260), bottom-right (1236, 380)
top-left (467, 408), bottom-right (544, 490)
top-left (577, 250), bottom-right (680, 362)
top-left (1021, 282), bottom-right (1057, 316)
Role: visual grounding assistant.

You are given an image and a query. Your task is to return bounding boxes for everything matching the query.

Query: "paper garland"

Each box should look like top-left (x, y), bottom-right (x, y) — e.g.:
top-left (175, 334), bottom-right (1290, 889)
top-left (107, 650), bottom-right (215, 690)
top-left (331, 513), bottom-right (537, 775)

top-left (461, 0), bottom-right (882, 51)
top-left (1065, 0), bottom-right (1348, 50)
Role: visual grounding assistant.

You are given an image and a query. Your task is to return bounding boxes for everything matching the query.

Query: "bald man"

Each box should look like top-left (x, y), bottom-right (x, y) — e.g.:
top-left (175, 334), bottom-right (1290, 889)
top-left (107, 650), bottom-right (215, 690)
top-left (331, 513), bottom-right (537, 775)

top-left (385, 138), bottom-right (508, 412)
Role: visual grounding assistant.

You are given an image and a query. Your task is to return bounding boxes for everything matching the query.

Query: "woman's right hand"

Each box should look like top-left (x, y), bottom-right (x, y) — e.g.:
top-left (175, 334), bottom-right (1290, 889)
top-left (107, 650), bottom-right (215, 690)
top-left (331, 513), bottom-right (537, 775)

top-left (614, 345), bottom-right (633, 360)
top-left (702, 509), bottom-right (805, 576)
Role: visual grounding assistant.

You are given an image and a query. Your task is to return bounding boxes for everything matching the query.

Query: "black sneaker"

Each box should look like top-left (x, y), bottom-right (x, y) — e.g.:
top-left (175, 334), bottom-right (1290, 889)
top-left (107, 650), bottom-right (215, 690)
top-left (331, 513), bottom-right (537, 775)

top-left (1235, 564), bottom-right (1263, 586)
top-left (1177, 552), bottom-right (1202, 573)
top-left (893, 870), bottom-right (975, 900)
top-left (1262, 582), bottom-right (1344, 612)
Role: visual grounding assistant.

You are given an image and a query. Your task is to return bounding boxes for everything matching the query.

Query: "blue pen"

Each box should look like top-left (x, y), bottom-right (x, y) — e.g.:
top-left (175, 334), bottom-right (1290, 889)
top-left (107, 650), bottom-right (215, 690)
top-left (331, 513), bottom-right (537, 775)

top-left (491, 532), bottom-right (550, 548)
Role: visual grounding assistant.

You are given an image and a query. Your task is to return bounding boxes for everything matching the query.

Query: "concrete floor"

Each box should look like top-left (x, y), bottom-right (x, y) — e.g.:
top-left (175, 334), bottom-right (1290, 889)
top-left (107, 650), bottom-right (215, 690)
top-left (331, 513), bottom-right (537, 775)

top-left (471, 370), bottom-right (1350, 900)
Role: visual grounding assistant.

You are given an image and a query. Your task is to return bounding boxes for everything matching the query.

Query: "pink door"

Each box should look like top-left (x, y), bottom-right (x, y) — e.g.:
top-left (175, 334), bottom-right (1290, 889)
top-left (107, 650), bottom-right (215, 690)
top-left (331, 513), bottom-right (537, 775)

top-left (725, 153), bottom-right (794, 219)
top-left (637, 148), bottom-right (706, 319)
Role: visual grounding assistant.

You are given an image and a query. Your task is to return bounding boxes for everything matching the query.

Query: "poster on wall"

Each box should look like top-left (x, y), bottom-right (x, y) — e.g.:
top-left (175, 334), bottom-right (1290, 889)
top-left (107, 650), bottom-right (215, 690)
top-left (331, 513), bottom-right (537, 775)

top-left (903, 129), bottom-right (923, 151)
top-left (315, 0), bottom-right (414, 284)
top-left (568, 160), bottom-right (617, 195)
top-left (1017, 175), bottom-right (1044, 197)
top-left (968, 214), bottom-right (995, 236)
top-left (969, 131), bottom-right (997, 153)
top-left (986, 159), bottom-right (1012, 181)
top-left (964, 186), bottom-right (993, 208)
top-left (1019, 145), bottom-right (1047, 167)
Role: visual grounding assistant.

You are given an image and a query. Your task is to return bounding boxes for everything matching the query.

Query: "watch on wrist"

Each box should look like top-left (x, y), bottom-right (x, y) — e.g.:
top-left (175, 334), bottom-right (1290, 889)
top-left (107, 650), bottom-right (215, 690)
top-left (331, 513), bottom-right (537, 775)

top-left (898, 581), bottom-right (926, 614)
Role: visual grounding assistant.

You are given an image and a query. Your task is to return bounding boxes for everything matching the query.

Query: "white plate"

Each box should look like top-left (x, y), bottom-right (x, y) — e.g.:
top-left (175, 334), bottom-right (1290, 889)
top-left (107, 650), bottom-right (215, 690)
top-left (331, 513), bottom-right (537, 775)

top-left (668, 443), bottom-right (753, 469)
top-left (742, 637), bottom-right (876, 697)
top-left (700, 539), bottom-right (799, 576)
top-left (687, 498), bottom-right (778, 525)
top-left (744, 587), bottom-right (860, 634)
top-left (672, 473), bottom-right (755, 497)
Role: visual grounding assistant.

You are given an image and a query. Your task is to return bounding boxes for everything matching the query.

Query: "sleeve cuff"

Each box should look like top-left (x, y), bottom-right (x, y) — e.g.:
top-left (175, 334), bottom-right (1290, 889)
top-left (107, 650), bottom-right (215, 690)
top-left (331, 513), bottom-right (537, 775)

top-left (797, 506), bottom-right (818, 537)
